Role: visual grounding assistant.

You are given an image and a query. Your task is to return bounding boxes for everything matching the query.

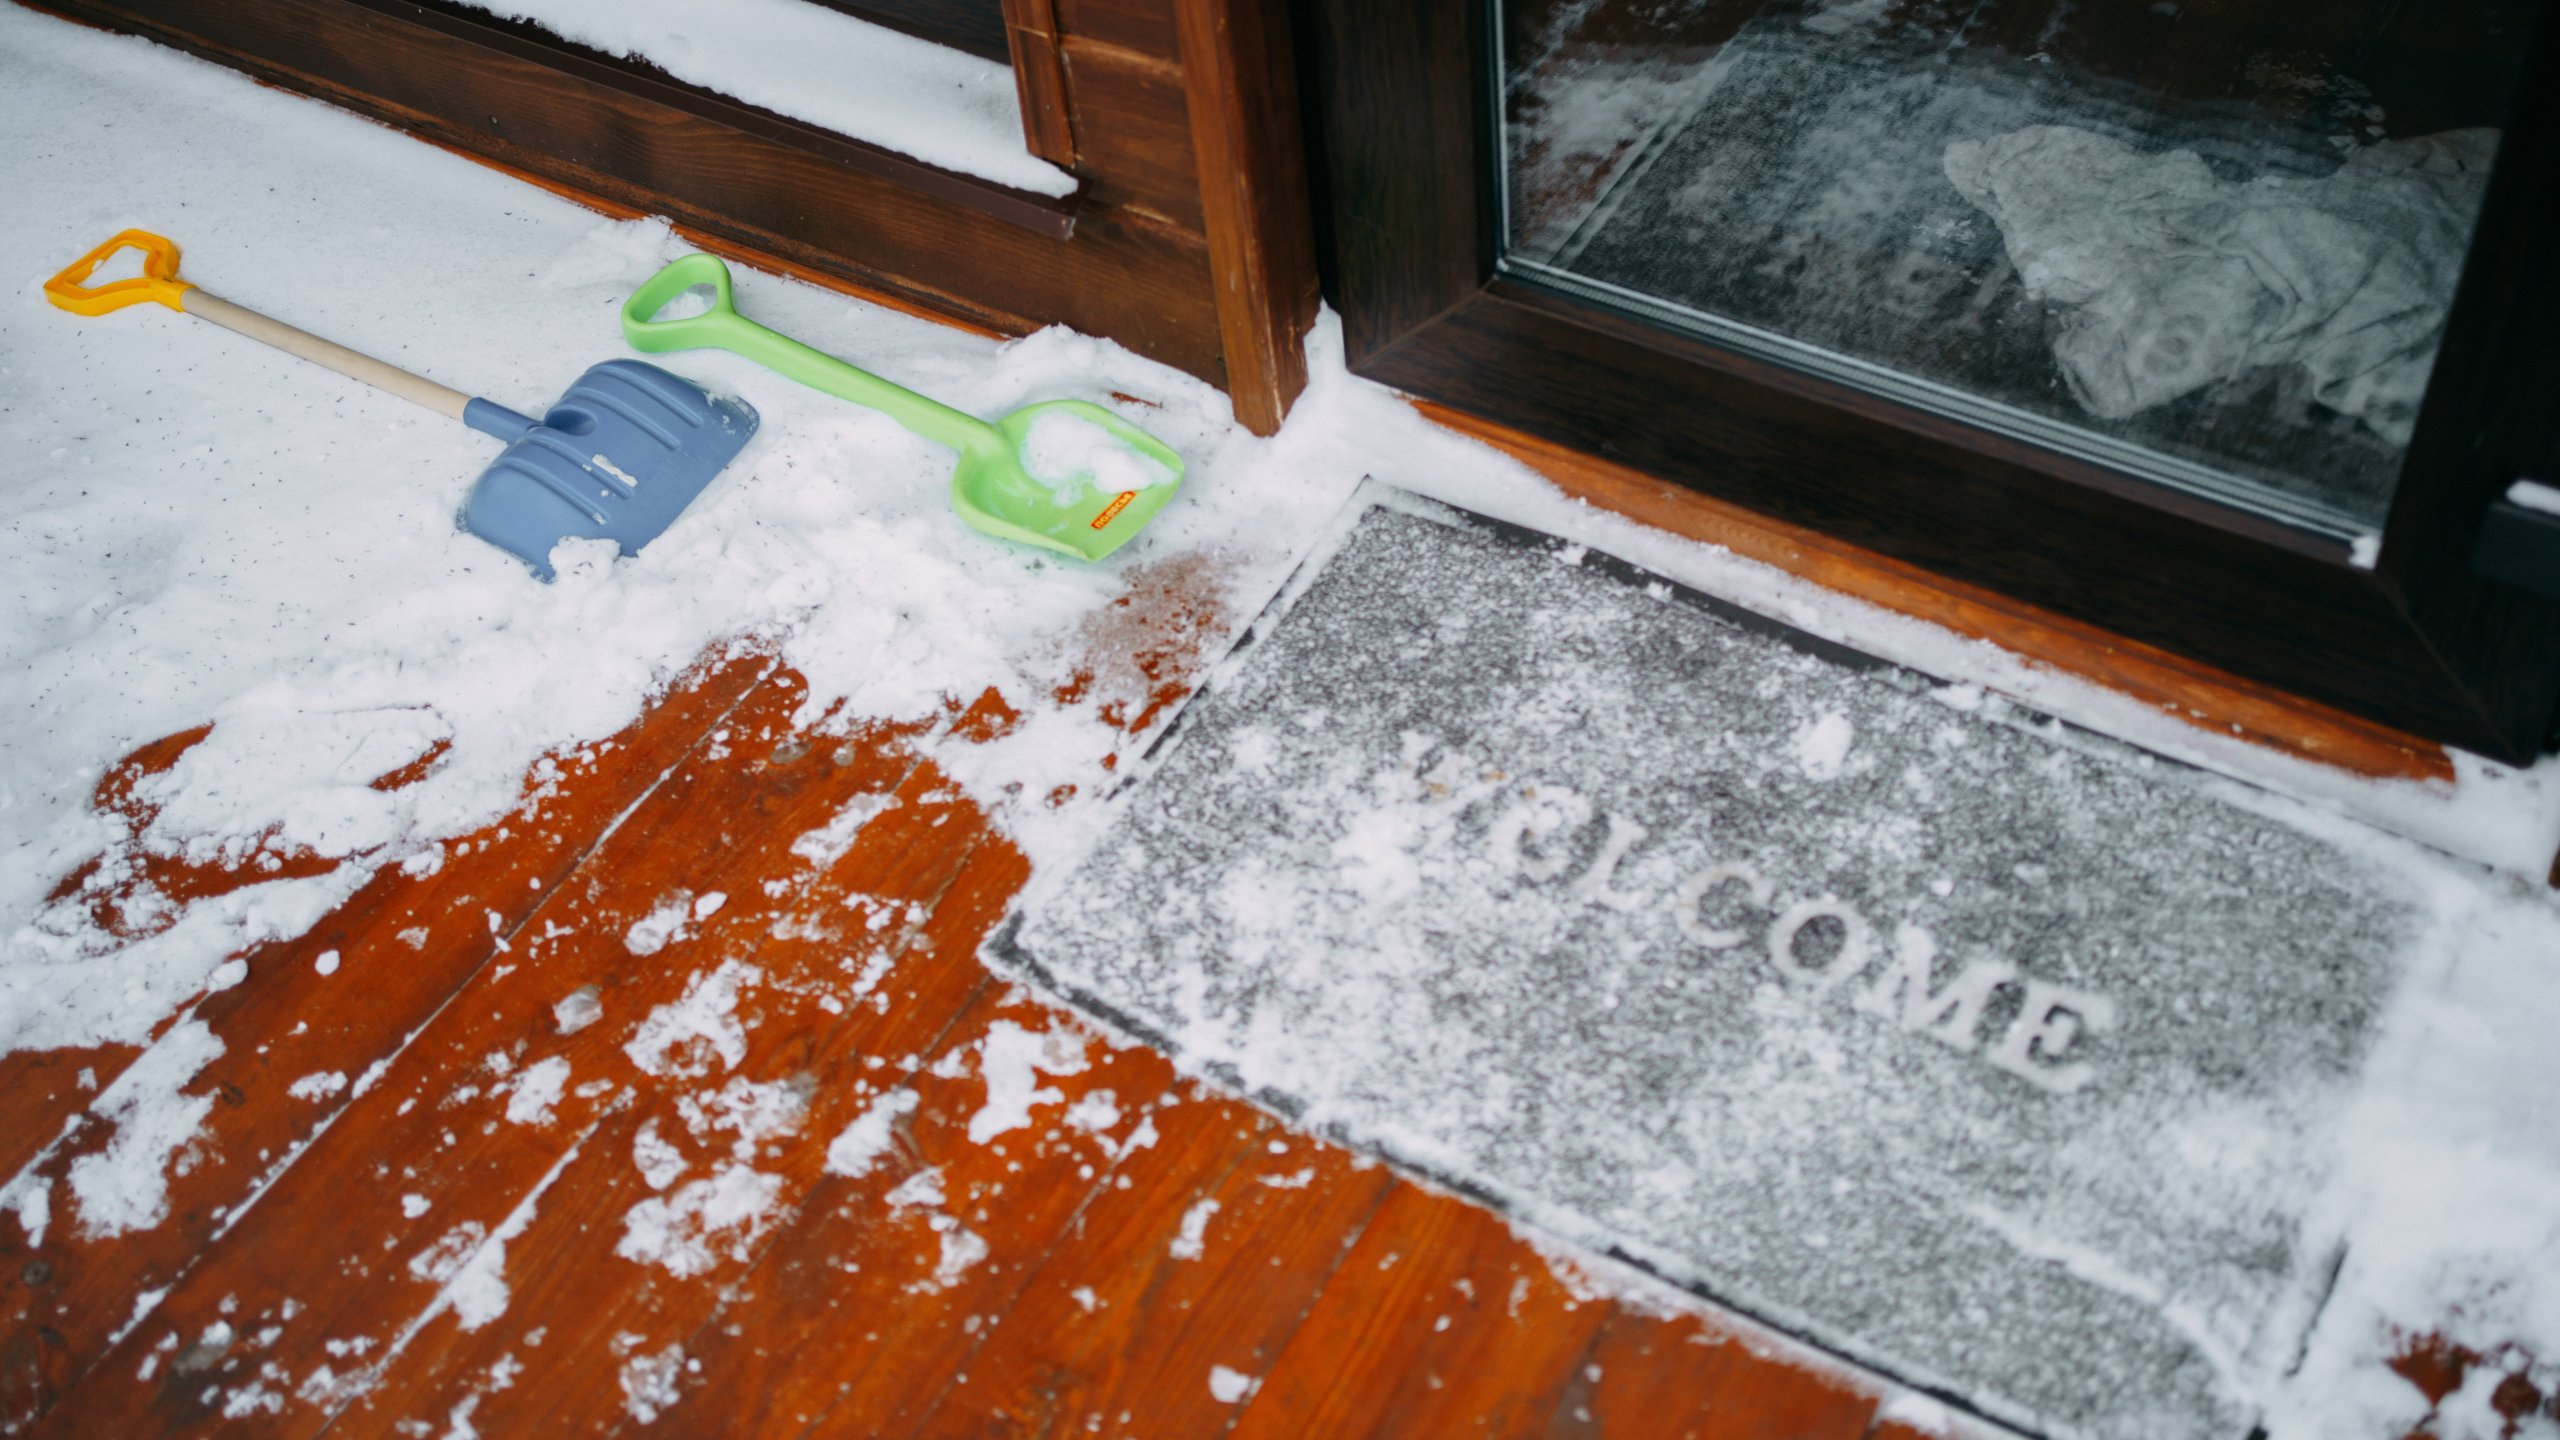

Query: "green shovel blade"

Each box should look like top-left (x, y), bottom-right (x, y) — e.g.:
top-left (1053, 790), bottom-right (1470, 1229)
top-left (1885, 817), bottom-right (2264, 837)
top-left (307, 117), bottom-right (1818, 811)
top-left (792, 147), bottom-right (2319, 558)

top-left (981, 400), bottom-right (1183, 561)
top-left (622, 254), bottom-right (1184, 561)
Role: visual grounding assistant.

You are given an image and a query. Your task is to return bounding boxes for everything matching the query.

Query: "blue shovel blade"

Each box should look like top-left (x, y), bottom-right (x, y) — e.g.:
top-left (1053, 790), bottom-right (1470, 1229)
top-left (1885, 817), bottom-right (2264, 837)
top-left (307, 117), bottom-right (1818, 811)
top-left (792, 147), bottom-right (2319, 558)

top-left (458, 358), bottom-right (758, 580)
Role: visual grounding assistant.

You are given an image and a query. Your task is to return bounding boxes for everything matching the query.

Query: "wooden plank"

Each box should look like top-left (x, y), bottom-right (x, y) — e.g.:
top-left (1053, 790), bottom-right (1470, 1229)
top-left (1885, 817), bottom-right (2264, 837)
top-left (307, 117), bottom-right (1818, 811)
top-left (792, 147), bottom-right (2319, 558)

top-left (1004, 0), bottom-right (1080, 166)
top-left (315, 754), bottom-right (1006, 1439)
top-left (912, 1100), bottom-right (1396, 1437)
top-left (13, 661), bottom-right (930, 1438)
top-left (1177, 0), bottom-right (1321, 435)
top-left (1062, 33), bottom-right (1206, 232)
top-left (44, 0), bottom-right (1228, 388)
top-left (1225, 1181), bottom-right (1614, 1439)
top-left (601, 962), bottom-right (1198, 1436)
top-left (1058, 0), bottom-right (1183, 62)
top-left (0, 650), bottom-right (768, 1434)
top-left (336, 0), bottom-right (1077, 236)
top-left (0, 1044), bottom-right (139, 1185)
top-left (1410, 397), bottom-right (2459, 784)
top-left (384, 127), bottom-right (1025, 347)
top-left (1544, 1309), bottom-right (1876, 1438)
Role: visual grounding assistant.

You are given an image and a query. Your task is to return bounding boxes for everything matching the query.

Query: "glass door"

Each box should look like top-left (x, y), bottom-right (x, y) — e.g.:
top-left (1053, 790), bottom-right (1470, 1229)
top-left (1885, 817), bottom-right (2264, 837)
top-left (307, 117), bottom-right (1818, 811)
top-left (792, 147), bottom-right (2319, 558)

top-left (1498, 0), bottom-right (2536, 542)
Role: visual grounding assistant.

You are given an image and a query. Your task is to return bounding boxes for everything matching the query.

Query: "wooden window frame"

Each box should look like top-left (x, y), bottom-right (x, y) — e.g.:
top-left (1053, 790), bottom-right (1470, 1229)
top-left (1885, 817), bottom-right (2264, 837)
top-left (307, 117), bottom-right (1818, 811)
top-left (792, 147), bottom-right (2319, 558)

top-left (38, 0), bottom-right (1318, 435)
top-left (1296, 0), bottom-right (2560, 762)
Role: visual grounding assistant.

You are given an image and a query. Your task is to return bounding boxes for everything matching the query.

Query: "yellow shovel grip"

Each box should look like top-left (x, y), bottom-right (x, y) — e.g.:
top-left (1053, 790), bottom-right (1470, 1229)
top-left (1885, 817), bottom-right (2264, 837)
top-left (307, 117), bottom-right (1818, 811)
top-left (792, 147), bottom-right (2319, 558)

top-left (45, 229), bottom-right (194, 316)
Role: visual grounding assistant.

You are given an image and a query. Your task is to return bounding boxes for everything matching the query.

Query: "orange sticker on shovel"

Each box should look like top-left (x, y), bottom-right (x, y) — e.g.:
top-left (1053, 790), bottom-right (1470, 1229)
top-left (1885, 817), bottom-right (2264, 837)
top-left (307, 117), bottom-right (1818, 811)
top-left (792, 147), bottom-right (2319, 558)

top-left (1091, 490), bottom-right (1138, 530)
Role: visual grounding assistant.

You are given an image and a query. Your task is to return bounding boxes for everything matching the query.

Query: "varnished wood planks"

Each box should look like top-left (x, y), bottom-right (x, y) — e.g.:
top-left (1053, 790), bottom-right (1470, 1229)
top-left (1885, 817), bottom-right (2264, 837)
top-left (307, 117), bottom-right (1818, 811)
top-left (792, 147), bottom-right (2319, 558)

top-left (0, 650), bottom-right (769, 1432)
top-left (1553, 1310), bottom-right (1878, 1439)
top-left (1225, 1183), bottom-right (1612, 1439)
top-left (316, 750), bottom-right (1005, 1438)
top-left (11, 654), bottom-right (783, 1436)
top-left (912, 1100), bottom-right (1395, 1437)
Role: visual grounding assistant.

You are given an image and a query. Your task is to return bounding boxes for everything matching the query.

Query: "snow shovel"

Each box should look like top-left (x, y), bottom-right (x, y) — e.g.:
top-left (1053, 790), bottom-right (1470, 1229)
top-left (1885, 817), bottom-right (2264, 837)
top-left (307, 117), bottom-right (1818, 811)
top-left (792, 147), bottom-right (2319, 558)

top-left (621, 253), bottom-right (1181, 562)
top-left (45, 229), bottom-right (757, 580)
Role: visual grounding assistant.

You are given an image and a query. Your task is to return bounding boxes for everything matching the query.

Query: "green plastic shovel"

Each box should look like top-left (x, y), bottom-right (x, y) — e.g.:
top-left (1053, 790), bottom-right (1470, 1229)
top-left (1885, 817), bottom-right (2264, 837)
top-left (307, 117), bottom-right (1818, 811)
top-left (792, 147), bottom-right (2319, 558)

top-left (623, 254), bottom-right (1183, 561)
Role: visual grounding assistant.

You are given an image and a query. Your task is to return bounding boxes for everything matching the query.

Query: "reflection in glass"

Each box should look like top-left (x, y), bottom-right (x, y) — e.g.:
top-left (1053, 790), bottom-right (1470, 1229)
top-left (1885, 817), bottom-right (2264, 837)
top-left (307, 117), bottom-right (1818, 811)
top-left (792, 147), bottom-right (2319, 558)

top-left (1499, 0), bottom-right (2533, 537)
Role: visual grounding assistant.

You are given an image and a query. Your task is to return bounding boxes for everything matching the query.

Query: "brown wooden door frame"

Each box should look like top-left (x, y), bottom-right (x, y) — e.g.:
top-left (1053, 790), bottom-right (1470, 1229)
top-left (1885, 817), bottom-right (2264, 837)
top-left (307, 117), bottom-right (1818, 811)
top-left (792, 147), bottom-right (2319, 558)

top-left (1295, 0), bottom-right (2560, 762)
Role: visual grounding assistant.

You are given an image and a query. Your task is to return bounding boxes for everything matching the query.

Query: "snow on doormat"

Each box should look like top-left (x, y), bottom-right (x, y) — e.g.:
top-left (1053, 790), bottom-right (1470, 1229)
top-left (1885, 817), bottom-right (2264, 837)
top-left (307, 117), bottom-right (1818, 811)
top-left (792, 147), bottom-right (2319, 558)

top-left (990, 485), bottom-right (2418, 1440)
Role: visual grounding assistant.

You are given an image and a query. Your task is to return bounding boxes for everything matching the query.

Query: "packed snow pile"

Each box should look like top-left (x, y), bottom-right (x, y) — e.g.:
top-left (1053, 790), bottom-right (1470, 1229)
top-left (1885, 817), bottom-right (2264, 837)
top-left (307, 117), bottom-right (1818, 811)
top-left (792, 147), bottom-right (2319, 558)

top-left (3, 9), bottom-right (2559, 1440)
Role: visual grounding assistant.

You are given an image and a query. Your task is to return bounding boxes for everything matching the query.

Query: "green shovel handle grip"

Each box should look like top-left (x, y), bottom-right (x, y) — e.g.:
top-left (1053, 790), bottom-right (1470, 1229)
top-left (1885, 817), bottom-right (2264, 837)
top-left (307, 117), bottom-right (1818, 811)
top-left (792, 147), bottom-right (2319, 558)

top-left (622, 254), bottom-right (996, 456)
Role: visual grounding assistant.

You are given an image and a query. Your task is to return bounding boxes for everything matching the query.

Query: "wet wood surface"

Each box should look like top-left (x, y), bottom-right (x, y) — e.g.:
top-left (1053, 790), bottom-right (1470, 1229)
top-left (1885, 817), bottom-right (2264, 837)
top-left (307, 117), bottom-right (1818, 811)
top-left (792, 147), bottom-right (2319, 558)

top-left (0, 563), bottom-right (1980, 1437)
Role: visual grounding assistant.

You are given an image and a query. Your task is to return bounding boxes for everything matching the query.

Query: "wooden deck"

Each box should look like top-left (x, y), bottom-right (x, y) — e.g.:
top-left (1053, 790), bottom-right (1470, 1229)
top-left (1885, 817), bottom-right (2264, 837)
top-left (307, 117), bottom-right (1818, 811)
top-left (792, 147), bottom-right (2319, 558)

top-left (1, 559), bottom-right (1973, 1439)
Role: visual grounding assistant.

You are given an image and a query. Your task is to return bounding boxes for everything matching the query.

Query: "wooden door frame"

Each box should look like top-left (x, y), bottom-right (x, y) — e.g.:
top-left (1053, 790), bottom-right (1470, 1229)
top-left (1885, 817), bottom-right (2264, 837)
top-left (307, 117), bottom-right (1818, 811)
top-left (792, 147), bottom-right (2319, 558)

top-left (1295, 0), bottom-right (2560, 762)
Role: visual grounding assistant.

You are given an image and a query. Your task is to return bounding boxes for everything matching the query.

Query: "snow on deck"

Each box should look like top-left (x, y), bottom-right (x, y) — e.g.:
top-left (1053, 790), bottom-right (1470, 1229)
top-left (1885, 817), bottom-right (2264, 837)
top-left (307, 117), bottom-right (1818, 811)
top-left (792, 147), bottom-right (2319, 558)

top-left (3, 8), bottom-right (2559, 1439)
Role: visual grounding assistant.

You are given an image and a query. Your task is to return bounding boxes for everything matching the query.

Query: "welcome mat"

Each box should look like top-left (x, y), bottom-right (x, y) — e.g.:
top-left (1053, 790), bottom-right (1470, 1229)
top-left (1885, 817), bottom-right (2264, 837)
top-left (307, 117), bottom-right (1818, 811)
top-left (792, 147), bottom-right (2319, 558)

top-left (991, 486), bottom-right (2419, 1440)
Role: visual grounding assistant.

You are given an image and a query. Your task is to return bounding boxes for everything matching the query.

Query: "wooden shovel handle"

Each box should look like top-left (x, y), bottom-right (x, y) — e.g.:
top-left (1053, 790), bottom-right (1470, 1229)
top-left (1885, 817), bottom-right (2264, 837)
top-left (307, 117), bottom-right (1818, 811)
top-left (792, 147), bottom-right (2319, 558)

top-left (182, 291), bottom-right (471, 422)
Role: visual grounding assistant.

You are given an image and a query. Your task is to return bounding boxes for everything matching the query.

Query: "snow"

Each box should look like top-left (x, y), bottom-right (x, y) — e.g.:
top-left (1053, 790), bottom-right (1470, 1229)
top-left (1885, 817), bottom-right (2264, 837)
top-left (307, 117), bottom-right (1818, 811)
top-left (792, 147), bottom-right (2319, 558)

top-left (2509, 480), bottom-right (2560, 519)
top-left (1062, 1090), bottom-right (1122, 1135)
top-left (1208, 1364), bottom-right (1259, 1403)
top-left (824, 1086), bottom-right (919, 1178)
top-left (615, 1164), bottom-right (782, 1278)
top-left (552, 986), bottom-right (604, 1035)
top-left (967, 1020), bottom-right (1083, 1144)
top-left (623, 961), bottom-right (755, 1078)
top-left (623, 891), bottom-right (702, 956)
top-left (455, 0), bottom-right (1073, 197)
top-left (884, 1166), bottom-right (990, 1291)
top-left (616, 1337), bottom-right (686, 1425)
top-left (1792, 711), bottom-right (1856, 781)
top-left (1020, 411), bottom-right (1180, 500)
top-left (502, 1056), bottom-right (572, 1126)
top-left (789, 795), bottom-right (893, 868)
top-left (286, 1071), bottom-right (349, 1102)
top-left (2, 1170), bottom-right (51, 1248)
top-left (0, 11), bottom-right (2556, 1439)
top-left (65, 1017), bottom-right (224, 1238)
top-left (632, 1121), bottom-right (686, 1191)
top-left (1168, 1197), bottom-right (1221, 1261)
top-left (677, 1073), bottom-right (809, 1160)
top-left (385, 1140), bottom-right (581, 1348)
top-left (617, 1073), bottom-right (808, 1273)
top-left (1876, 1392), bottom-right (1955, 1434)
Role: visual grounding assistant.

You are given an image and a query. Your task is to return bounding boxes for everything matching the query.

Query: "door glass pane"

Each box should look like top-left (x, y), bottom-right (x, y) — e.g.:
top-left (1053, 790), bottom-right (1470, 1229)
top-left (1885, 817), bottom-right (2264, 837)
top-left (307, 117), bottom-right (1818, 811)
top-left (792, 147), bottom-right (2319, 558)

top-left (1498, 0), bottom-right (2535, 539)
